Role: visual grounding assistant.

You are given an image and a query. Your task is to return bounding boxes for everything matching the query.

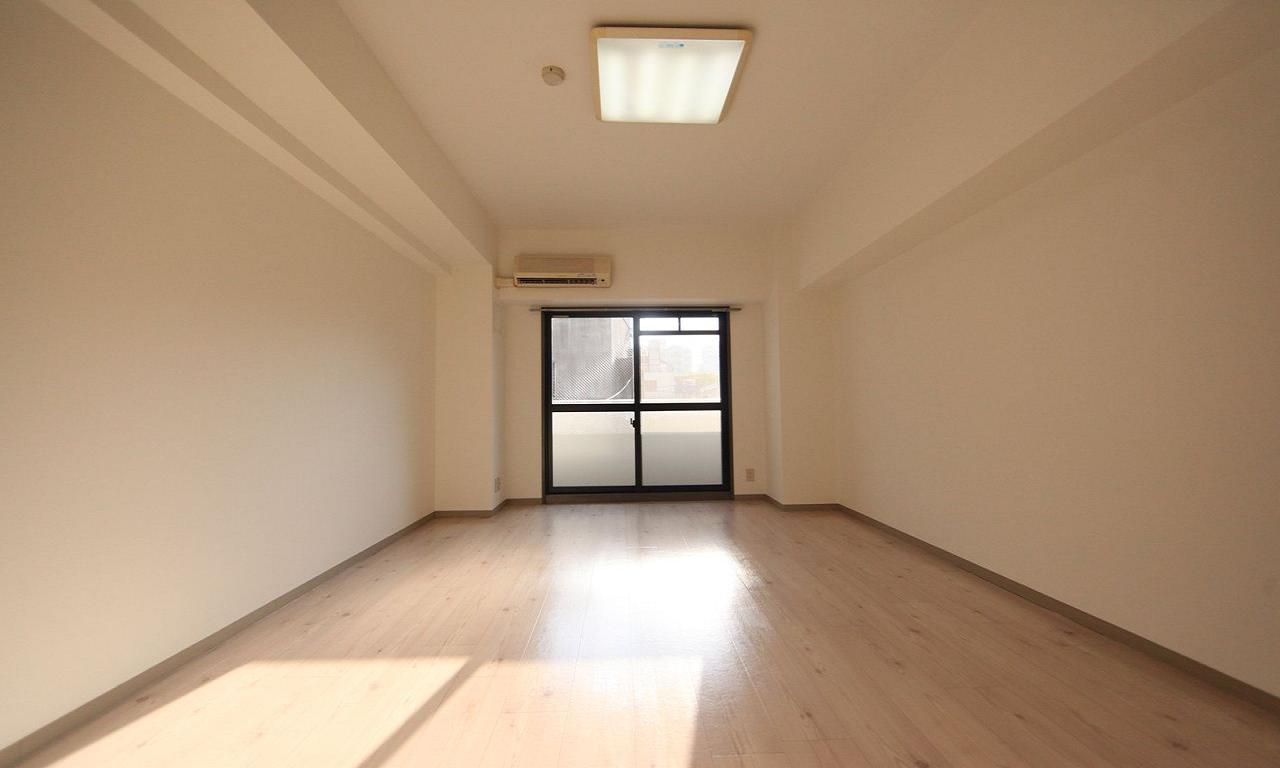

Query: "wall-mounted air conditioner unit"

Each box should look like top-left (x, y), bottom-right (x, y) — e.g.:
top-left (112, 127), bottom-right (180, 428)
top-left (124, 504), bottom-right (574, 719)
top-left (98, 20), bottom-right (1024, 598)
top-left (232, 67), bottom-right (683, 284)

top-left (513, 255), bottom-right (611, 287)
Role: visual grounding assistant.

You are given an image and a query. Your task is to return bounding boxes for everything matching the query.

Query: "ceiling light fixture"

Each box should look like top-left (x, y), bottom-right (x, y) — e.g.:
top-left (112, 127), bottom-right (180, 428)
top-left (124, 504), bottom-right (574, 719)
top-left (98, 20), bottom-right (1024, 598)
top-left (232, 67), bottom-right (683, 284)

top-left (591, 26), bottom-right (752, 125)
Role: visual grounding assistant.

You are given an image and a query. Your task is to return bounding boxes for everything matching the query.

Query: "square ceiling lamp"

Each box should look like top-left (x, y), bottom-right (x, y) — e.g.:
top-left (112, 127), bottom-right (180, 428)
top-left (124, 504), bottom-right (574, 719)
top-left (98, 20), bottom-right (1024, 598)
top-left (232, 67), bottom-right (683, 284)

top-left (592, 27), bottom-right (753, 125)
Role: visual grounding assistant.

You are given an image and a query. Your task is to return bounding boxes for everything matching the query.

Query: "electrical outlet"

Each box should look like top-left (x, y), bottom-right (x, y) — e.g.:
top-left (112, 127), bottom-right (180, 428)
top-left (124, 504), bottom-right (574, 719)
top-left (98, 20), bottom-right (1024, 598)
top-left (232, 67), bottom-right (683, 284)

top-left (744, 468), bottom-right (756, 482)
top-left (494, 476), bottom-right (502, 492)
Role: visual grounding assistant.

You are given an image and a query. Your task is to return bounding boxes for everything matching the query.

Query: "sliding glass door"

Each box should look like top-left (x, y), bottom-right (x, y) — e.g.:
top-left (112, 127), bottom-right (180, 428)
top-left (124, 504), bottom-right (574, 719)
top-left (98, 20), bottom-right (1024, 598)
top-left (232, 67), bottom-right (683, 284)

top-left (541, 309), bottom-right (732, 498)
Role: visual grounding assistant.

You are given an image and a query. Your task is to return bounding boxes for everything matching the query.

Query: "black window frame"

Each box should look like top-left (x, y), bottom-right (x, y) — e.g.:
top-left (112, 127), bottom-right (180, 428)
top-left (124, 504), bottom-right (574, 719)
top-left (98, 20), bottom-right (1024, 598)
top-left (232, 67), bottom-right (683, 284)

top-left (541, 308), bottom-right (734, 499)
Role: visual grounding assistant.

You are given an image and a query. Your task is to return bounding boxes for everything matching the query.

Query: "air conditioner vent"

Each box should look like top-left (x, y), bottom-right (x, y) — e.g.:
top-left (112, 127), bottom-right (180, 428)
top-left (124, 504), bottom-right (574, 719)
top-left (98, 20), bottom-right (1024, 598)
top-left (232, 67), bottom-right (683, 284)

top-left (513, 255), bottom-right (611, 287)
top-left (514, 276), bottom-right (600, 286)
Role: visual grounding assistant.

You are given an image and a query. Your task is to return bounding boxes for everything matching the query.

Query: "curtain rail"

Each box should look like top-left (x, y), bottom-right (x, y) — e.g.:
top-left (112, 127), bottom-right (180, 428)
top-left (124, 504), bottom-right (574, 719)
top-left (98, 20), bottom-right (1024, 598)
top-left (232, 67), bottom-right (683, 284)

top-left (529, 305), bottom-right (741, 312)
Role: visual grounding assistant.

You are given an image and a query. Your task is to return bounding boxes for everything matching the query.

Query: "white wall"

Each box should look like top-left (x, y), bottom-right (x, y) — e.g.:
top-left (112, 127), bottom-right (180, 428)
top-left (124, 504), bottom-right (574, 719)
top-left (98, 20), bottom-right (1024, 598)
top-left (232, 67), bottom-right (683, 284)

top-left (830, 48), bottom-right (1280, 695)
top-left (0, 2), bottom-right (435, 749)
top-left (792, 0), bottom-right (1231, 287)
top-left (497, 228), bottom-right (772, 499)
top-left (762, 246), bottom-right (839, 505)
top-left (433, 262), bottom-right (501, 511)
top-left (501, 302), bottom-right (544, 499)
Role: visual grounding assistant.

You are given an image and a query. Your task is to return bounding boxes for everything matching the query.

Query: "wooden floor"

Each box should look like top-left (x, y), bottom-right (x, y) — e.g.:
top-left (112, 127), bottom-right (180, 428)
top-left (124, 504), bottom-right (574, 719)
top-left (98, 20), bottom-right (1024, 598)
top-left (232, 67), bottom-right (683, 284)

top-left (20, 501), bottom-right (1280, 767)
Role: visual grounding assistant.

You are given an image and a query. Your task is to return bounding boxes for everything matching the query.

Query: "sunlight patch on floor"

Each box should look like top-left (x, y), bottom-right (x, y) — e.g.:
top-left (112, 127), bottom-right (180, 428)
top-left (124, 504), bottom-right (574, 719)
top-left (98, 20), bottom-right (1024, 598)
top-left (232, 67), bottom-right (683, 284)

top-left (36, 653), bottom-right (716, 768)
top-left (38, 657), bottom-right (469, 768)
top-left (34, 544), bottom-right (747, 766)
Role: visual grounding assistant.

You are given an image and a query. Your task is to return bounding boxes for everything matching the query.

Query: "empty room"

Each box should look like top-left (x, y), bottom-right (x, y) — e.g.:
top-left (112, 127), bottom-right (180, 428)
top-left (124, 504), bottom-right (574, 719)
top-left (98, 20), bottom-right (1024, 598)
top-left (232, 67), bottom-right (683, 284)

top-left (4, 0), bottom-right (1280, 766)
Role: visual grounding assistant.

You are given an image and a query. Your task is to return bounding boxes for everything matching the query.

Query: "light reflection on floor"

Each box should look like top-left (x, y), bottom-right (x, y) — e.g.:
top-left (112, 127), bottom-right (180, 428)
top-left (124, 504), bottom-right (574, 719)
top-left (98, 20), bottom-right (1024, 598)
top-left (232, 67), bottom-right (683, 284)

top-left (29, 543), bottom-right (743, 768)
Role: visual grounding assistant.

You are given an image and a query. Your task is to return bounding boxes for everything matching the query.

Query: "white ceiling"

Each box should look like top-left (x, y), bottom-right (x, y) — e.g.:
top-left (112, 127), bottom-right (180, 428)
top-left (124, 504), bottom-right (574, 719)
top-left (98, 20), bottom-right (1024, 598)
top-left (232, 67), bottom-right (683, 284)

top-left (337, 1), bottom-right (980, 229)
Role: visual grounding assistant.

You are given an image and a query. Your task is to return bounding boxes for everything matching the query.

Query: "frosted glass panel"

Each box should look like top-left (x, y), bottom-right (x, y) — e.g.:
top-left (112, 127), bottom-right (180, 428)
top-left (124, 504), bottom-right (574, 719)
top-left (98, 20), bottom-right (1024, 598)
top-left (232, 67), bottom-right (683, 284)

top-left (640, 335), bottom-right (720, 402)
top-left (680, 316), bottom-right (719, 331)
top-left (638, 317), bottom-right (678, 331)
top-left (552, 412), bottom-right (635, 487)
top-left (551, 316), bottom-right (633, 404)
top-left (641, 411), bottom-right (722, 486)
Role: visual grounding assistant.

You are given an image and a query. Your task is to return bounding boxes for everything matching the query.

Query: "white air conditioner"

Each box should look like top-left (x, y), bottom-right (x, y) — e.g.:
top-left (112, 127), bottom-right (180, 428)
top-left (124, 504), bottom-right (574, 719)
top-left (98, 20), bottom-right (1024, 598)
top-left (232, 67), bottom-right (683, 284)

top-left (513, 255), bottom-right (611, 287)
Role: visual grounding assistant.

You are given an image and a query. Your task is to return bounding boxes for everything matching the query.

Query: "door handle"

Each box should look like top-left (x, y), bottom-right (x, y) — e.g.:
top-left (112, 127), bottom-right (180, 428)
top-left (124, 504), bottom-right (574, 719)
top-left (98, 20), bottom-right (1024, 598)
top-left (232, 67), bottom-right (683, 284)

top-left (629, 417), bottom-right (637, 428)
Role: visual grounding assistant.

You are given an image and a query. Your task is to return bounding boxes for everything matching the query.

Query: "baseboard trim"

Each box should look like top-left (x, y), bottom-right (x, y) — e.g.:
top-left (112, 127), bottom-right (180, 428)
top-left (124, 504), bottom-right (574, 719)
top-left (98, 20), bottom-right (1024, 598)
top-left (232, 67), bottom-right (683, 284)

top-left (434, 508), bottom-right (496, 518)
top-left (753, 494), bottom-right (843, 512)
top-left (435, 497), bottom-right (540, 518)
top-left (0, 510), bottom-right (437, 767)
top-left (827, 502), bottom-right (1280, 716)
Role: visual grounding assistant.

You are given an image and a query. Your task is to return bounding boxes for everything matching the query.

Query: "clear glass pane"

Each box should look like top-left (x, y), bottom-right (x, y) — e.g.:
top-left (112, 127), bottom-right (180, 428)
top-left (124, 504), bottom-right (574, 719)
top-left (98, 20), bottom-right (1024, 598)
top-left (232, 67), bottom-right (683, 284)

top-left (551, 316), bottom-right (633, 404)
top-left (552, 412), bottom-right (635, 487)
top-left (638, 316), bottom-right (678, 331)
top-left (639, 335), bottom-right (720, 403)
top-left (680, 316), bottom-right (719, 331)
top-left (641, 411), bottom-right (722, 486)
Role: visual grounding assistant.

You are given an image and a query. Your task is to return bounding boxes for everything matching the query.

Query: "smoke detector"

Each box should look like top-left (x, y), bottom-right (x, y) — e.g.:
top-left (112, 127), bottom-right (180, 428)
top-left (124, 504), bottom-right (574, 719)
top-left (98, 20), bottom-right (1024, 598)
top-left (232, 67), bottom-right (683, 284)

top-left (541, 65), bottom-right (566, 86)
